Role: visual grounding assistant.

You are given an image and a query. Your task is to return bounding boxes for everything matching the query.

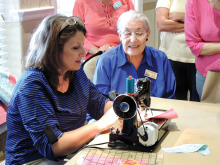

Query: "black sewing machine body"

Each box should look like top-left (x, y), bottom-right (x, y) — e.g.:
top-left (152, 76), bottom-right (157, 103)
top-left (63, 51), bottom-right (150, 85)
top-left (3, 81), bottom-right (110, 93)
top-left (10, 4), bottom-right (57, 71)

top-left (109, 113), bottom-right (170, 152)
top-left (108, 77), bottom-right (170, 152)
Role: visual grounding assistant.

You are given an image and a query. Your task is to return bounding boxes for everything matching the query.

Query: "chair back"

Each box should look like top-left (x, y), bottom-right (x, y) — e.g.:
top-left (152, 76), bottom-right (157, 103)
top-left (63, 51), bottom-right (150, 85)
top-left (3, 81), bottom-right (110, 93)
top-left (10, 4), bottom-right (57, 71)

top-left (82, 52), bottom-right (102, 82)
top-left (201, 71), bottom-right (220, 104)
top-left (0, 71), bottom-right (16, 161)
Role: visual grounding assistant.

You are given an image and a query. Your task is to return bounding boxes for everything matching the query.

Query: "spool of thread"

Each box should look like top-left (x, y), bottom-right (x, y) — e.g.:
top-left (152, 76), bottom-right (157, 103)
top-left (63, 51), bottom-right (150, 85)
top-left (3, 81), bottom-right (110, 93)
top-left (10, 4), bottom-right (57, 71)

top-left (126, 75), bottom-right (134, 95)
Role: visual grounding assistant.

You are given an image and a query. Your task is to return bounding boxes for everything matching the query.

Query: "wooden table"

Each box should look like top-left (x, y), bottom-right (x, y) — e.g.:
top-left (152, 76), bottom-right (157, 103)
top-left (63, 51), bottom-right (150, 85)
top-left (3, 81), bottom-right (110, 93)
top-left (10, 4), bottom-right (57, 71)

top-left (66, 97), bottom-right (220, 165)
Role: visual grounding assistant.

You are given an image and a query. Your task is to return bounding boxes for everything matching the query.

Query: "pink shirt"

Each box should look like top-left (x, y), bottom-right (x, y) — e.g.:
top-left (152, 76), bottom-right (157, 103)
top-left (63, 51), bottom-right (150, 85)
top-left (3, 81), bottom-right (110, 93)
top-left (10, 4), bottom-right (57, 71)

top-left (185, 0), bottom-right (220, 77)
top-left (73, 0), bottom-right (134, 59)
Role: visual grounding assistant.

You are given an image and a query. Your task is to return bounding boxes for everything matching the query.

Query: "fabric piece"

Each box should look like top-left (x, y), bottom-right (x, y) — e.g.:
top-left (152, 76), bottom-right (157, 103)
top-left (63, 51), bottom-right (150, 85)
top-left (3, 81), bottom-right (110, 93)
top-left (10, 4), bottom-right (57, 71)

top-left (162, 144), bottom-right (210, 156)
top-left (146, 109), bottom-right (178, 121)
top-left (0, 72), bottom-right (16, 106)
top-left (9, 73), bottom-right (16, 85)
top-left (93, 44), bottom-right (176, 99)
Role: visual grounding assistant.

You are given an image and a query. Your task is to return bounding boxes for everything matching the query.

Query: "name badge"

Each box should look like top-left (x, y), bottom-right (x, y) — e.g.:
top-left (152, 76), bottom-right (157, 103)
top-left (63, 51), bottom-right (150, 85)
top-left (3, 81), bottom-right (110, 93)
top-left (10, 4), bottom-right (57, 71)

top-left (144, 69), bottom-right (158, 79)
top-left (113, 1), bottom-right (122, 10)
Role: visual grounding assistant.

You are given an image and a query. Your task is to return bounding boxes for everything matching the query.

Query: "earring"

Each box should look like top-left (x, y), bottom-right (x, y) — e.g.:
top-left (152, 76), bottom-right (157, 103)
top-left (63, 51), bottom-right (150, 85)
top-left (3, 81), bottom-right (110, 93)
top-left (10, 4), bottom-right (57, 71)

top-left (146, 38), bottom-right (148, 41)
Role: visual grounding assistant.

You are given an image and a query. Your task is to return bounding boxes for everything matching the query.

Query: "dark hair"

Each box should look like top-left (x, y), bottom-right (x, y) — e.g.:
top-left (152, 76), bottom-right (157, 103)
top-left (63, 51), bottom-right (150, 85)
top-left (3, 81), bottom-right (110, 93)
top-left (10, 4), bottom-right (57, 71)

top-left (25, 14), bottom-right (86, 89)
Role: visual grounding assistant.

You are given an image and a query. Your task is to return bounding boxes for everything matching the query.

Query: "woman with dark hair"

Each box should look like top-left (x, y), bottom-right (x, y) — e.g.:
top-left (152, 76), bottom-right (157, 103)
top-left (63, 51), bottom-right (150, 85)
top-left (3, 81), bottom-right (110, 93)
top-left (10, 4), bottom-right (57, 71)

top-left (5, 14), bottom-right (118, 165)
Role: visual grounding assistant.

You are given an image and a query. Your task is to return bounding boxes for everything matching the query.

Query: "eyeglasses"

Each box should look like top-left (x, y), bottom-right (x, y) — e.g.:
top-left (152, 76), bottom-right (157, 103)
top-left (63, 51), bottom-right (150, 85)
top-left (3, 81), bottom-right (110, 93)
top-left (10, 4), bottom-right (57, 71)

top-left (59, 16), bottom-right (83, 32)
top-left (121, 31), bottom-right (147, 39)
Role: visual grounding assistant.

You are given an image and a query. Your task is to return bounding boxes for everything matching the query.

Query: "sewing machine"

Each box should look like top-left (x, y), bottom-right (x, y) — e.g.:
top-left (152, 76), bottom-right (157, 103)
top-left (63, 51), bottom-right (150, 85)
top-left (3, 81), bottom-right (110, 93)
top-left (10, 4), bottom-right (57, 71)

top-left (108, 76), bottom-right (170, 152)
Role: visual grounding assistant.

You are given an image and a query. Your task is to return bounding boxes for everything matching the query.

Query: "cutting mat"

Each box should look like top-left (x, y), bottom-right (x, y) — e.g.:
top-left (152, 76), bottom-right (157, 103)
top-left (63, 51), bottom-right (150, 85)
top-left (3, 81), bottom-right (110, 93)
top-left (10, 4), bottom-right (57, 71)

top-left (75, 148), bottom-right (163, 165)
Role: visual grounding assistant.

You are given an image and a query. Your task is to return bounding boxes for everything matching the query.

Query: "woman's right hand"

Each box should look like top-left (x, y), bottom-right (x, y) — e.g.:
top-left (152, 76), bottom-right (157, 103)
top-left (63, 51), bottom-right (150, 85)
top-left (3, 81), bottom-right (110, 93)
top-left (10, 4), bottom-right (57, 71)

top-left (95, 107), bottom-right (119, 131)
top-left (98, 44), bottom-right (113, 52)
top-left (89, 44), bottom-right (113, 55)
top-left (169, 12), bottom-right (185, 23)
top-left (89, 46), bottom-right (99, 54)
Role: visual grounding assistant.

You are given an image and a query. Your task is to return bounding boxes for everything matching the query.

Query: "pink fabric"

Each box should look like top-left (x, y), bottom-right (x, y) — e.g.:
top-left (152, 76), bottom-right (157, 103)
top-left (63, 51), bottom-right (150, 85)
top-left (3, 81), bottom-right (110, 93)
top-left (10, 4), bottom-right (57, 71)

top-left (73, 0), bottom-right (134, 59)
top-left (185, 0), bottom-right (220, 77)
top-left (0, 101), bottom-right (8, 125)
top-left (146, 109), bottom-right (178, 121)
top-left (9, 73), bottom-right (16, 85)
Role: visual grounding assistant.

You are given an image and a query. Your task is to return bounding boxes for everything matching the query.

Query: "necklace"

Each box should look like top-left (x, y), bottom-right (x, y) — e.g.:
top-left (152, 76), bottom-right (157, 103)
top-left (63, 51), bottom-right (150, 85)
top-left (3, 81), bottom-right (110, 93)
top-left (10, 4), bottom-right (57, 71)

top-left (100, 0), bottom-right (112, 6)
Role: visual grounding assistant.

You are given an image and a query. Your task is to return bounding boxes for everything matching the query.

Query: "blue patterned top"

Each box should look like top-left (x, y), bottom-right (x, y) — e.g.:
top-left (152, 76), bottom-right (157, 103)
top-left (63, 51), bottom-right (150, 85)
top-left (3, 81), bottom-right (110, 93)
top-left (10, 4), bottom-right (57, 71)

top-left (5, 67), bottom-right (108, 164)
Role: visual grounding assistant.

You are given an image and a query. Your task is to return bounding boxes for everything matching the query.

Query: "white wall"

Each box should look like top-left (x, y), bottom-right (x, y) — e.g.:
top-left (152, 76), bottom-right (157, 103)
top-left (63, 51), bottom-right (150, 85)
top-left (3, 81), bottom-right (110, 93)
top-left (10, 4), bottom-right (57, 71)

top-left (143, 0), bottom-right (159, 48)
top-left (133, 0), bottom-right (159, 48)
top-left (57, 0), bottom-right (75, 16)
top-left (5, 0), bottom-right (56, 78)
top-left (5, 0), bottom-right (79, 78)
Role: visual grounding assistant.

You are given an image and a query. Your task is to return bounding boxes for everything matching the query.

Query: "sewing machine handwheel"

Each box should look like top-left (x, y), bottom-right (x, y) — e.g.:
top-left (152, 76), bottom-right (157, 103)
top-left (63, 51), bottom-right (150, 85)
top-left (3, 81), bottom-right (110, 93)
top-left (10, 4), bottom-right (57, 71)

top-left (113, 94), bottom-right (137, 119)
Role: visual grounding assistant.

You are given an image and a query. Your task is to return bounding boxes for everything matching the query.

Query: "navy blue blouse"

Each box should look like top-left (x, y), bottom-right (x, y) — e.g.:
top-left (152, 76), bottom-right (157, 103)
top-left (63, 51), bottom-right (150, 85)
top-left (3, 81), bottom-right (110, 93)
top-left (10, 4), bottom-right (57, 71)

top-left (5, 67), bottom-right (108, 164)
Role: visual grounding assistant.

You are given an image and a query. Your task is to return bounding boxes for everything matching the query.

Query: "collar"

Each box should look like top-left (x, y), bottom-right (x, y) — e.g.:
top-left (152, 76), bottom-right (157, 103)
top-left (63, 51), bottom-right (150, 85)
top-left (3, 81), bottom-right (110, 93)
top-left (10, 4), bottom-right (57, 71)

top-left (98, 0), bottom-right (119, 4)
top-left (117, 44), bottom-right (127, 67)
top-left (141, 47), bottom-right (153, 67)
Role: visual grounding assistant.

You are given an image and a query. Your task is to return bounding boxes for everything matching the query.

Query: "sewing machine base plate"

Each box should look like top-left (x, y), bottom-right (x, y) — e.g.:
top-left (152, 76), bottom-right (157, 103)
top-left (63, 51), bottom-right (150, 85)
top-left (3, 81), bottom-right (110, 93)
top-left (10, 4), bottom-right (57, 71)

top-left (109, 118), bottom-right (171, 152)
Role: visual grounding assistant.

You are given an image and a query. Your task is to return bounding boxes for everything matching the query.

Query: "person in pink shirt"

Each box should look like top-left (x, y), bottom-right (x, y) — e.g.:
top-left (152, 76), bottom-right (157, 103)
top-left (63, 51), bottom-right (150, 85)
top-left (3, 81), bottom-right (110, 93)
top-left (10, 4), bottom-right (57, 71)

top-left (73, 0), bottom-right (134, 60)
top-left (185, 0), bottom-right (220, 100)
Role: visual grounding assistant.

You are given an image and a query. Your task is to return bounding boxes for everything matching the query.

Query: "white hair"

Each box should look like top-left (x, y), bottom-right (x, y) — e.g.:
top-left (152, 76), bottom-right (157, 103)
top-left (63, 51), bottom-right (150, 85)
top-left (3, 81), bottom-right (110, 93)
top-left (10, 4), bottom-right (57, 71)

top-left (117, 10), bottom-right (151, 34)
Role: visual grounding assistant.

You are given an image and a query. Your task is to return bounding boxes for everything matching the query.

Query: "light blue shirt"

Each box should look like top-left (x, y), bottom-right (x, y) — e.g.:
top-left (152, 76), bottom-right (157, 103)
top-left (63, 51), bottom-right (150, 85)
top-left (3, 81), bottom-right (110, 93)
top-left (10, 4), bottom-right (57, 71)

top-left (93, 44), bottom-right (176, 99)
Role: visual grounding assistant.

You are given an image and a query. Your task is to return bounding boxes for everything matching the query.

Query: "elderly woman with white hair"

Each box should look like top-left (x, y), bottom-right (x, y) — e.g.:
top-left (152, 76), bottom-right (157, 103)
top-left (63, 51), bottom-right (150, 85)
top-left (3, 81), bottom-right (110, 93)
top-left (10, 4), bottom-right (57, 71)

top-left (93, 10), bottom-right (176, 99)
